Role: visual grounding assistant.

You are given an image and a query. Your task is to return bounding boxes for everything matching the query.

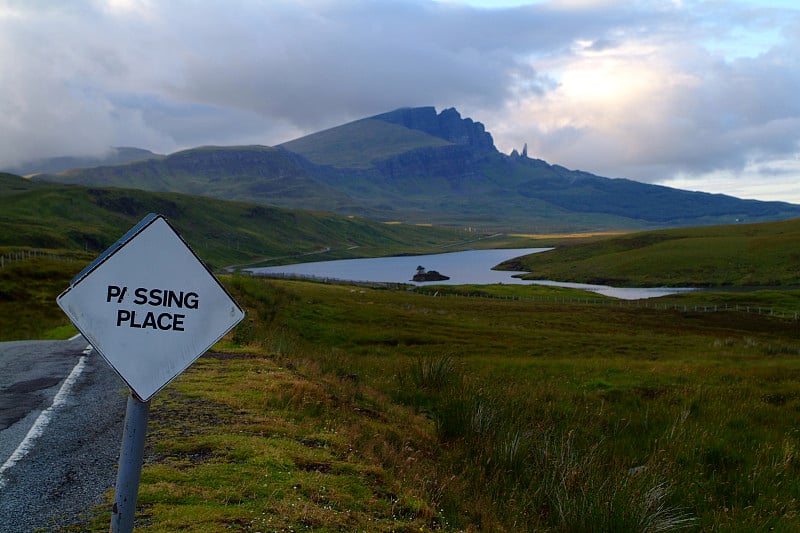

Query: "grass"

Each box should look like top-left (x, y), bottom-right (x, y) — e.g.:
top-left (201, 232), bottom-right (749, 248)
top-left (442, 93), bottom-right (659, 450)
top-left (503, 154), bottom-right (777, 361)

top-left (0, 252), bottom-right (87, 340)
top-left (503, 217), bottom-right (800, 287)
top-left (46, 275), bottom-right (796, 531)
top-left (133, 352), bottom-right (442, 532)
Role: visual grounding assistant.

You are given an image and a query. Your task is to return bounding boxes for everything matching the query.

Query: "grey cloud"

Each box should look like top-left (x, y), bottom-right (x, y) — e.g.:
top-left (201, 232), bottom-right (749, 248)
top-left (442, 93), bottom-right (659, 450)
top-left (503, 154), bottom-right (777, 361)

top-left (151, 0), bottom-right (676, 135)
top-left (640, 46), bottom-right (800, 179)
top-left (0, 0), bottom-right (679, 164)
top-left (164, 0), bottom-right (548, 129)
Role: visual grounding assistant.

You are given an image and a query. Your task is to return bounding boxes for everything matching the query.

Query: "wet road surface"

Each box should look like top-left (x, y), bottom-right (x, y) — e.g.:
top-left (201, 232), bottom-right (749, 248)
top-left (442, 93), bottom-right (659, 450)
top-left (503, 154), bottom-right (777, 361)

top-left (0, 336), bottom-right (126, 531)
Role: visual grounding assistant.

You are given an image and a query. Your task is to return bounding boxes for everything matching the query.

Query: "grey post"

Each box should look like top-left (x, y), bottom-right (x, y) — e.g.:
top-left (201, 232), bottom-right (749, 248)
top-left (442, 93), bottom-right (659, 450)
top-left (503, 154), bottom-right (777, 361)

top-left (111, 391), bottom-right (150, 533)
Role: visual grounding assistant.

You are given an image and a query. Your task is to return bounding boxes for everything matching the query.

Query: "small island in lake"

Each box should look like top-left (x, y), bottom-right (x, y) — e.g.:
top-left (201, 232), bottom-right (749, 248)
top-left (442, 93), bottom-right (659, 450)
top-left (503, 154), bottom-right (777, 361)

top-left (412, 265), bottom-right (450, 282)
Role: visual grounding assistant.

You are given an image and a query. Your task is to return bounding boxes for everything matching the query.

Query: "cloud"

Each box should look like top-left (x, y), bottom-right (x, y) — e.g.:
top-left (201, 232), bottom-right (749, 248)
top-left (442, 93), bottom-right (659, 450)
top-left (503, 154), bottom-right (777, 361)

top-left (0, 1), bottom-right (174, 164)
top-left (159, 0), bottom-right (566, 129)
top-left (491, 3), bottom-right (800, 187)
top-left (3, 0), bottom-right (550, 162)
top-left (0, 0), bottom-right (798, 203)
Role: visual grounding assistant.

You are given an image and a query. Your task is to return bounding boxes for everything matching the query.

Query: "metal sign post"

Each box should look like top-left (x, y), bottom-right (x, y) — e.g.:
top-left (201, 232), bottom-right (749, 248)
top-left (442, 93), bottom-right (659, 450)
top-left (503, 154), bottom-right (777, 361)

top-left (57, 213), bottom-right (244, 532)
top-left (111, 393), bottom-right (150, 533)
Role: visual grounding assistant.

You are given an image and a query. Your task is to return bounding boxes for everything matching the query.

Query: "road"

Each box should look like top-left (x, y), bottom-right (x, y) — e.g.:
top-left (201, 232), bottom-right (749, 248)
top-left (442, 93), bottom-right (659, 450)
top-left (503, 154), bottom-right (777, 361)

top-left (0, 336), bottom-right (127, 532)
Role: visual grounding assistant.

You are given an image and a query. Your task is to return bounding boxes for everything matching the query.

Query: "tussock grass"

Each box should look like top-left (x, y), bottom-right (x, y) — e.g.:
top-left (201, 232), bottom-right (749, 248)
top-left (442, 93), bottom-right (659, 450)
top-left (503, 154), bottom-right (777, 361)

top-left (408, 353), bottom-right (455, 391)
top-left (414, 378), bottom-right (696, 532)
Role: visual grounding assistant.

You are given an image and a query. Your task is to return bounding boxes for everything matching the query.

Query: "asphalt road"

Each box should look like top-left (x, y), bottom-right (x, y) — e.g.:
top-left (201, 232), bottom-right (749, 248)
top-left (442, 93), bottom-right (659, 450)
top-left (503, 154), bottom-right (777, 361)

top-left (0, 336), bottom-right (127, 532)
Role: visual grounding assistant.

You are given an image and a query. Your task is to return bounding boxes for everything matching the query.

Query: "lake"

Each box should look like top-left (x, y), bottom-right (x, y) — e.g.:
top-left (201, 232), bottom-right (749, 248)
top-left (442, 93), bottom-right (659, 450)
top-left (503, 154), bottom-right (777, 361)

top-left (247, 248), bottom-right (695, 300)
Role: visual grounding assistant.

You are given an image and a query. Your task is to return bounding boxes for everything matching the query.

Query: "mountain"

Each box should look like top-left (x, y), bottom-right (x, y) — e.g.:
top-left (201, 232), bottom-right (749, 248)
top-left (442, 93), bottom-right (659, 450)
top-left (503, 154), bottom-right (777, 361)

top-left (31, 107), bottom-right (800, 231)
top-left (33, 145), bottom-right (361, 214)
top-left (4, 147), bottom-right (163, 176)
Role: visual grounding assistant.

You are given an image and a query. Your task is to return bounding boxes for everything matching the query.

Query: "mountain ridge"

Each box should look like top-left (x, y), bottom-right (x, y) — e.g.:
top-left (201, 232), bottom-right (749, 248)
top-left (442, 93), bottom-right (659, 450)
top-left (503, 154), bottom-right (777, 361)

top-left (27, 106), bottom-right (800, 231)
top-left (5, 147), bottom-right (163, 176)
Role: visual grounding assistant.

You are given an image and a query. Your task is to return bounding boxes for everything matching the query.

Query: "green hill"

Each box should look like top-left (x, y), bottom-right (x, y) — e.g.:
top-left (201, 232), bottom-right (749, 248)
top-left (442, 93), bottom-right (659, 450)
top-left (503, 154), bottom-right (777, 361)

top-left (1, 171), bottom-right (50, 194)
top-left (0, 173), bottom-right (465, 270)
top-left (31, 145), bottom-right (367, 215)
top-left (500, 217), bottom-right (800, 287)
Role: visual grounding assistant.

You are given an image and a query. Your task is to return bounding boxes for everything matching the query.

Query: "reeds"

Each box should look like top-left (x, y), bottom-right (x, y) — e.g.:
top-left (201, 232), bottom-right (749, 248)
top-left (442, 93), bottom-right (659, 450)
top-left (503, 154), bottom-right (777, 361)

top-left (400, 360), bottom-right (696, 531)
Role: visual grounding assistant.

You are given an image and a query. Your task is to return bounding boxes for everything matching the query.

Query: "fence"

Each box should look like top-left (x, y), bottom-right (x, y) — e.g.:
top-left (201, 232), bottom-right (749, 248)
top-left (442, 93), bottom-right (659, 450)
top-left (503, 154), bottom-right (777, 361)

top-left (253, 272), bottom-right (799, 322)
top-left (246, 272), bottom-right (411, 289)
top-left (415, 290), bottom-right (800, 322)
top-left (0, 249), bottom-right (74, 269)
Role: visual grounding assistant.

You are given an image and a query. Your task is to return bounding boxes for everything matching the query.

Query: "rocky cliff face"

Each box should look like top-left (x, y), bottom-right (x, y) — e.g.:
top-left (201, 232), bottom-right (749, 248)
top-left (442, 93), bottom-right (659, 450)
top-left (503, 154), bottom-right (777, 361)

top-left (371, 107), bottom-right (495, 152)
top-left (371, 143), bottom-right (493, 193)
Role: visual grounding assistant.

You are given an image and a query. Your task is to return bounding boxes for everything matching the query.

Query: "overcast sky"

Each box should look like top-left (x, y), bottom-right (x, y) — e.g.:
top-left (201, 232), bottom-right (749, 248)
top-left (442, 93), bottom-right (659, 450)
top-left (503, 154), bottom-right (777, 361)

top-left (1, 0), bottom-right (798, 203)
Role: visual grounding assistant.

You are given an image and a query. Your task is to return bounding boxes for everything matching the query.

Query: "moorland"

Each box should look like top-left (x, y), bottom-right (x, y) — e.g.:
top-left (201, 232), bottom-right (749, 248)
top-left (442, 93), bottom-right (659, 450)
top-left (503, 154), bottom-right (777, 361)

top-left (3, 105), bottom-right (800, 531)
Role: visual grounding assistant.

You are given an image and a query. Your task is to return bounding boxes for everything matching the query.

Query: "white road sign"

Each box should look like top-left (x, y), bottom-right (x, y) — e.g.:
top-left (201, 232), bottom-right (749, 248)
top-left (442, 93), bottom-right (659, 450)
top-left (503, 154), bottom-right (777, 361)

top-left (57, 214), bottom-right (245, 401)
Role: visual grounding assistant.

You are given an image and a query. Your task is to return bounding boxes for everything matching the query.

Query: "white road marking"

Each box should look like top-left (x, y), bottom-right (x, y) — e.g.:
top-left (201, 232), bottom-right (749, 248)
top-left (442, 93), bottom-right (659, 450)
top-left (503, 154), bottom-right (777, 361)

top-left (0, 346), bottom-right (92, 489)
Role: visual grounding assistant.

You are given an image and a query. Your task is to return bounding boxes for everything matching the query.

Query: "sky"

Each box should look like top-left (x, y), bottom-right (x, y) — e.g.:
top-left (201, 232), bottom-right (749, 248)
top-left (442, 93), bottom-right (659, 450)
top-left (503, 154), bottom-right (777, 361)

top-left (1, 0), bottom-right (799, 204)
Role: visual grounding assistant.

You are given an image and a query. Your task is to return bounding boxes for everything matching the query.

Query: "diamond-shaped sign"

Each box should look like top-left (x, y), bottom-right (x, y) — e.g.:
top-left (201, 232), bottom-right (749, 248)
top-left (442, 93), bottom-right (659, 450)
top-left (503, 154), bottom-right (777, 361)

top-left (57, 214), bottom-right (245, 401)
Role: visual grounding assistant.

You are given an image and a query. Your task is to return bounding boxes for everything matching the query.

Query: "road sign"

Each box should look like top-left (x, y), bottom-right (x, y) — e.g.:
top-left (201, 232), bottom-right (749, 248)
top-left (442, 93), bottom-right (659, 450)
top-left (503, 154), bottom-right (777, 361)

top-left (57, 213), bottom-right (245, 401)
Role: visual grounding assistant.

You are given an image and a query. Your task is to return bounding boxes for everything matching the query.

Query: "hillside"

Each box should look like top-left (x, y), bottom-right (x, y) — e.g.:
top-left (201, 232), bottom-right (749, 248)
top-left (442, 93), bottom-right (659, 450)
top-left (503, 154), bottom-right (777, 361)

top-left (1, 172), bottom-right (51, 194)
top-left (499, 217), bottom-right (800, 287)
top-left (31, 146), bottom-right (369, 214)
top-left (280, 115), bottom-right (453, 169)
top-left (31, 106), bottom-right (800, 231)
top-left (0, 173), bottom-right (465, 270)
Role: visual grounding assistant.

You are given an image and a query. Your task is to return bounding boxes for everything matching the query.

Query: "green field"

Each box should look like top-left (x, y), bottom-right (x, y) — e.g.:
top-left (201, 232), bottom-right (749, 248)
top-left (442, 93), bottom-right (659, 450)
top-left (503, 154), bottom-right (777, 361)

top-left (503, 218), bottom-right (800, 288)
top-left (35, 273), bottom-right (797, 532)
